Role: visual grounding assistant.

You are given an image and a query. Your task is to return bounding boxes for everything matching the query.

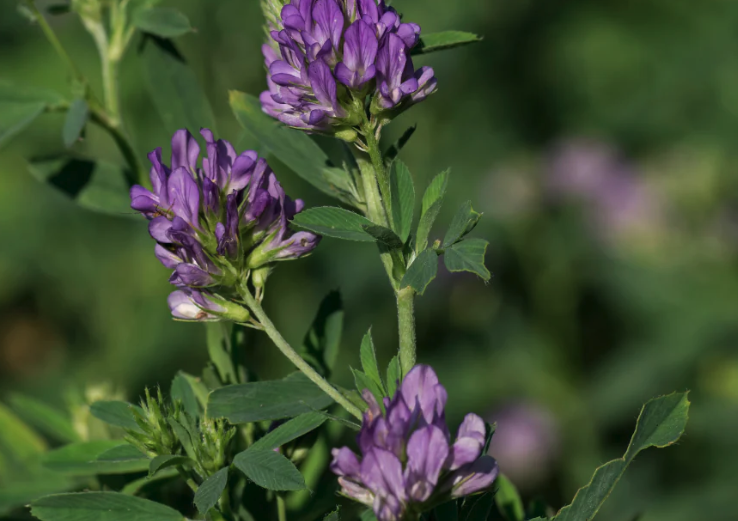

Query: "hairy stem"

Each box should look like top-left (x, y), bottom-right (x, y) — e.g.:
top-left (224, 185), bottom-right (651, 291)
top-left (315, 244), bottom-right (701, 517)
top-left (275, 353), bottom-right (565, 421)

top-left (397, 287), bottom-right (417, 376)
top-left (238, 285), bottom-right (363, 420)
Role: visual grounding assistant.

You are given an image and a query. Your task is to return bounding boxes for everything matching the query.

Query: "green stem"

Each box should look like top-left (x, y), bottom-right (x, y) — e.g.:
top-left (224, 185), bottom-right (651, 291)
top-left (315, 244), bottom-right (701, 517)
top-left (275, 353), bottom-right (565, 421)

top-left (397, 287), bottom-right (416, 376)
top-left (88, 108), bottom-right (144, 186)
top-left (238, 285), bottom-right (363, 420)
top-left (277, 495), bottom-right (287, 521)
top-left (218, 485), bottom-right (234, 521)
top-left (361, 119), bottom-right (392, 227)
top-left (176, 465), bottom-right (199, 493)
top-left (23, 1), bottom-right (84, 83)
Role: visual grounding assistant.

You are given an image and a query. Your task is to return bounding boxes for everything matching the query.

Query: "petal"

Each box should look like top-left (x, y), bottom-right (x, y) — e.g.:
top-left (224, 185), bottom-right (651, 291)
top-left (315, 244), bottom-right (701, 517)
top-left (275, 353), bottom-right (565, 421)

top-left (130, 185), bottom-right (159, 214)
top-left (330, 447), bottom-right (362, 478)
top-left (231, 151), bottom-right (258, 192)
top-left (174, 263), bottom-right (215, 287)
top-left (335, 62), bottom-right (358, 88)
top-left (168, 167), bottom-right (201, 228)
top-left (360, 448), bottom-right (406, 501)
top-left (170, 129), bottom-right (200, 171)
top-left (400, 364), bottom-right (446, 424)
top-left (148, 216), bottom-right (174, 243)
top-left (405, 425), bottom-right (448, 501)
top-left (308, 60), bottom-right (339, 109)
top-left (338, 477), bottom-right (374, 506)
top-left (313, 0), bottom-right (344, 48)
top-left (449, 455), bottom-right (499, 498)
top-left (155, 244), bottom-right (182, 269)
top-left (168, 290), bottom-right (201, 319)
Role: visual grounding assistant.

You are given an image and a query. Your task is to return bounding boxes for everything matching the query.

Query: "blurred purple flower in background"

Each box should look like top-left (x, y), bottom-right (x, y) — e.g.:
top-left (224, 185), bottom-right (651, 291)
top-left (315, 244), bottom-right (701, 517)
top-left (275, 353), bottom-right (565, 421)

top-left (130, 128), bottom-right (320, 320)
top-left (260, 0), bottom-right (436, 133)
top-left (331, 365), bottom-right (498, 521)
top-left (486, 402), bottom-right (560, 490)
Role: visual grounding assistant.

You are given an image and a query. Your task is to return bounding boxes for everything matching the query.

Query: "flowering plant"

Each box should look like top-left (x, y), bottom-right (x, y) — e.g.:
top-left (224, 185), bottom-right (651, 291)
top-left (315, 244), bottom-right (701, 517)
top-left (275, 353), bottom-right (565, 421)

top-left (0, 1), bottom-right (690, 521)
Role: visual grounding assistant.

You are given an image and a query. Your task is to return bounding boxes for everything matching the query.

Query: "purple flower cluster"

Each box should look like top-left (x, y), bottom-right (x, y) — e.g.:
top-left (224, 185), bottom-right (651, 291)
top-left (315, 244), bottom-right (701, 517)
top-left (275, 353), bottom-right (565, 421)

top-left (130, 128), bottom-right (320, 321)
top-left (331, 365), bottom-right (498, 521)
top-left (260, 0), bottom-right (436, 132)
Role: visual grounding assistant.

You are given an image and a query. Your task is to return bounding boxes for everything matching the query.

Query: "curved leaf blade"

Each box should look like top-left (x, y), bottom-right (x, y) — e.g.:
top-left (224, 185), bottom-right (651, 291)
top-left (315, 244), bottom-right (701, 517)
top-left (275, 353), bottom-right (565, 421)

top-left (42, 441), bottom-right (149, 476)
top-left (134, 7), bottom-right (192, 38)
top-left (444, 239), bottom-right (490, 281)
top-left (401, 249), bottom-right (439, 296)
top-left (194, 467), bottom-right (229, 514)
top-left (292, 207), bottom-right (376, 242)
top-left (234, 449), bottom-right (305, 491)
top-left (31, 492), bottom-right (185, 521)
top-left (413, 31), bottom-right (483, 55)
top-left (62, 98), bottom-right (88, 148)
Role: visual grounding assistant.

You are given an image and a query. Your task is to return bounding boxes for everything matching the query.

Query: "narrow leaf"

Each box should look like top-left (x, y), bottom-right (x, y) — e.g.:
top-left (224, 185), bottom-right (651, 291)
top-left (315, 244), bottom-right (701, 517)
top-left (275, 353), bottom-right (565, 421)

top-left (31, 492), bottom-right (185, 521)
top-left (194, 467), bottom-right (229, 514)
top-left (401, 249), bottom-right (439, 295)
top-left (390, 161), bottom-right (415, 243)
top-left (0, 81), bottom-right (64, 148)
top-left (360, 329), bottom-right (385, 393)
top-left (416, 170), bottom-right (449, 252)
top-left (170, 373), bottom-right (202, 418)
top-left (229, 90), bottom-right (355, 204)
top-left (351, 368), bottom-right (384, 408)
top-left (234, 449), bottom-right (305, 491)
top-left (0, 402), bottom-right (46, 460)
top-left (444, 239), bottom-right (490, 281)
top-left (362, 224), bottom-right (404, 249)
top-left (443, 201), bottom-right (481, 247)
top-left (300, 291), bottom-right (344, 377)
top-left (149, 455), bottom-right (193, 477)
top-left (206, 322), bottom-right (237, 385)
top-left (141, 36), bottom-right (216, 137)
top-left (250, 412), bottom-right (327, 451)
top-left (28, 156), bottom-right (135, 216)
top-left (134, 7), bottom-right (192, 38)
top-left (8, 394), bottom-right (79, 444)
top-left (554, 392), bottom-right (690, 521)
top-left (386, 356), bottom-right (401, 397)
top-left (413, 31), bottom-right (483, 55)
top-left (42, 441), bottom-right (149, 475)
top-left (292, 207), bottom-right (376, 242)
top-left (495, 475), bottom-right (525, 521)
top-left (385, 126), bottom-right (417, 163)
top-left (62, 98), bottom-right (88, 148)
top-left (121, 468), bottom-right (178, 496)
top-left (89, 401), bottom-right (143, 432)
top-left (207, 372), bottom-right (333, 423)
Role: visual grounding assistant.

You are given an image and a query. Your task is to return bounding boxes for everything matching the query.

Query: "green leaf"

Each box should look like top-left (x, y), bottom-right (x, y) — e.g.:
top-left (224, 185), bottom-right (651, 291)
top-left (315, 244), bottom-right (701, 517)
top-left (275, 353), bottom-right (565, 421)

top-left (148, 454), bottom-right (193, 477)
top-left (62, 98), bottom-right (88, 148)
top-left (0, 473), bottom-right (75, 517)
top-left (134, 7), bottom-right (192, 38)
top-left (8, 394), bottom-right (79, 444)
top-left (433, 501), bottom-right (458, 521)
top-left (207, 372), bottom-right (333, 423)
top-left (351, 368), bottom-right (384, 408)
top-left (42, 441), bottom-right (149, 475)
top-left (229, 90), bottom-right (356, 204)
top-left (360, 509), bottom-right (378, 521)
top-left (250, 412), bottom-right (327, 451)
top-left (142, 37), bottom-right (216, 137)
top-left (416, 170), bottom-right (449, 252)
top-left (206, 322), bottom-right (238, 385)
top-left (324, 506), bottom-right (341, 521)
top-left (413, 31), bottom-right (483, 55)
top-left (121, 468), bottom-right (178, 496)
top-left (28, 156), bottom-right (135, 216)
top-left (300, 291), bottom-right (343, 377)
top-left (167, 416), bottom-right (198, 460)
top-left (401, 249), bottom-right (439, 295)
top-left (292, 207), bottom-right (376, 242)
top-left (390, 160), bottom-right (415, 243)
top-left (194, 467), bottom-right (229, 514)
top-left (0, 401), bottom-right (47, 461)
top-left (0, 82), bottom-right (63, 148)
top-left (170, 372), bottom-right (203, 418)
top-left (386, 356), bottom-right (401, 397)
top-left (385, 126), bottom-right (417, 164)
top-left (460, 492), bottom-right (495, 521)
top-left (234, 448), bottom-right (305, 491)
top-left (443, 201), bottom-right (481, 248)
top-left (360, 329), bottom-right (385, 394)
top-left (495, 474), bottom-right (525, 521)
top-left (444, 239), bottom-right (490, 281)
top-left (90, 401), bottom-right (144, 432)
top-left (554, 392), bottom-right (690, 521)
top-left (362, 224), bottom-right (404, 249)
top-left (31, 492), bottom-right (185, 521)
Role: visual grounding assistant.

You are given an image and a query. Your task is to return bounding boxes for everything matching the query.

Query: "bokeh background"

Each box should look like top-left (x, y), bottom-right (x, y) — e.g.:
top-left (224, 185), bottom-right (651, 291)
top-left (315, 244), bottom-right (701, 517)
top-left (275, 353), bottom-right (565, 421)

top-left (2, 0), bottom-right (737, 519)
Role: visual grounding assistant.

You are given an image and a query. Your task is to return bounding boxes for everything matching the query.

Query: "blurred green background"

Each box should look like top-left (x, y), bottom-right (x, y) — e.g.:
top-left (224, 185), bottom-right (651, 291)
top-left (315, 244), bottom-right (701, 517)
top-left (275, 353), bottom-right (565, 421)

top-left (2, 0), bottom-right (738, 519)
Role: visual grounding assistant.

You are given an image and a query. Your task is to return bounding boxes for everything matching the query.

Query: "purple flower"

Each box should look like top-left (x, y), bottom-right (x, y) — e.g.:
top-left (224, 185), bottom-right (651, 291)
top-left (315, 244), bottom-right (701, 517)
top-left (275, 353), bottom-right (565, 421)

top-left (168, 289), bottom-right (225, 321)
top-left (260, 0), bottom-right (436, 132)
top-left (130, 128), bottom-right (321, 320)
top-left (331, 365), bottom-right (498, 521)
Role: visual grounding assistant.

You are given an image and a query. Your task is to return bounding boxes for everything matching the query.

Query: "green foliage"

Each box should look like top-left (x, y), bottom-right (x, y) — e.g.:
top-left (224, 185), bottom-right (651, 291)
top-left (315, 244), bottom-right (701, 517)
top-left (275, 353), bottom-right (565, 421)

top-left (62, 98), bottom-right (88, 148)
top-left (360, 328), bottom-right (386, 394)
top-left (401, 249), bottom-right (439, 295)
top-left (416, 170), bottom-right (450, 252)
top-left (133, 7), bottom-right (192, 38)
top-left (148, 455), bottom-right (193, 477)
top-left (90, 401), bottom-right (143, 432)
top-left (324, 506), bottom-right (341, 521)
top-left (413, 31), bottom-right (483, 55)
top-left (0, 81), bottom-right (63, 148)
top-left (250, 412), bottom-right (327, 451)
top-left (386, 356), bottom-right (401, 396)
top-left (351, 368), bottom-right (384, 408)
top-left (444, 239), bottom-right (491, 281)
top-left (390, 160), bottom-right (416, 243)
top-left (234, 448), bottom-right (306, 491)
top-left (362, 224), bottom-right (404, 249)
top-left (206, 322), bottom-right (238, 385)
top-left (443, 201), bottom-right (482, 248)
top-left (31, 492), bottom-right (185, 521)
top-left (8, 394), bottom-right (79, 444)
top-left (229, 90), bottom-right (357, 205)
top-left (207, 372), bottom-right (334, 423)
top-left (141, 37), bottom-right (216, 137)
top-left (554, 392), bottom-right (690, 521)
top-left (300, 291), bottom-right (344, 378)
top-left (194, 467), bottom-right (229, 514)
top-left (495, 475), bottom-right (525, 521)
top-left (27, 157), bottom-right (134, 217)
top-left (460, 492), bottom-right (495, 521)
top-left (42, 441), bottom-right (149, 475)
top-left (0, 401), bottom-right (47, 460)
top-left (170, 372), bottom-right (206, 418)
top-left (292, 207), bottom-right (377, 242)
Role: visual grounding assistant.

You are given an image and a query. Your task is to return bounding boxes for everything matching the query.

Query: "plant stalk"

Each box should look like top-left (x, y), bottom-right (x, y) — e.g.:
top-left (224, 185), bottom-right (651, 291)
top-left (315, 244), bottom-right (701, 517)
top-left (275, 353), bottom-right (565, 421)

top-left (277, 495), bottom-right (287, 521)
top-left (238, 285), bottom-right (363, 420)
top-left (397, 287), bottom-right (417, 376)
